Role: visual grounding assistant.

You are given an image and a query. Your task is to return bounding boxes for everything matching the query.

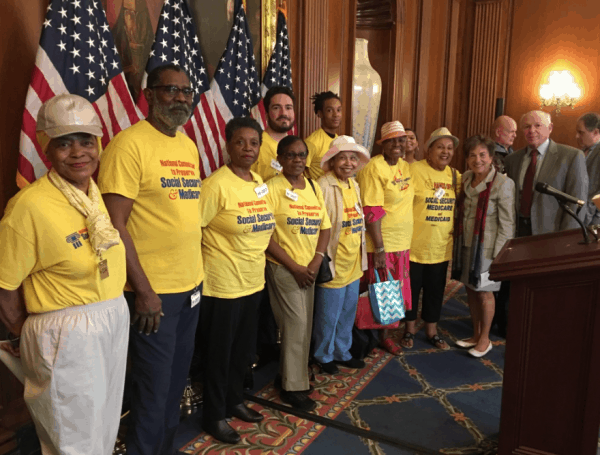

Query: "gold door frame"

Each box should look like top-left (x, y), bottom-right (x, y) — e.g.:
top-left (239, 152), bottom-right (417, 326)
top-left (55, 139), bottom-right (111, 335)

top-left (261, 0), bottom-right (279, 76)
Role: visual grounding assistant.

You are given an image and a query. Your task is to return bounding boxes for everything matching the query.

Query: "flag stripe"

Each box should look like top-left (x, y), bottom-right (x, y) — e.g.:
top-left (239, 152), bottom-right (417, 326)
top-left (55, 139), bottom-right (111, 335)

top-left (184, 115), bottom-right (209, 179)
top-left (198, 93), bottom-right (224, 167)
top-left (192, 111), bottom-right (217, 173)
top-left (111, 73), bottom-right (143, 127)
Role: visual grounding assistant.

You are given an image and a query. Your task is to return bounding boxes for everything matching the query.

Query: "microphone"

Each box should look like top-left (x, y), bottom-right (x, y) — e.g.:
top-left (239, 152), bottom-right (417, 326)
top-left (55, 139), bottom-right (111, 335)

top-left (535, 182), bottom-right (585, 207)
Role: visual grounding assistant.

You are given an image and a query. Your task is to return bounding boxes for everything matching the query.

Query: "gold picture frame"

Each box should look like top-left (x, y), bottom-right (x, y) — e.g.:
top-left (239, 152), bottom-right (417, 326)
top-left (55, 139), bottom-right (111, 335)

top-left (261, 0), bottom-right (279, 76)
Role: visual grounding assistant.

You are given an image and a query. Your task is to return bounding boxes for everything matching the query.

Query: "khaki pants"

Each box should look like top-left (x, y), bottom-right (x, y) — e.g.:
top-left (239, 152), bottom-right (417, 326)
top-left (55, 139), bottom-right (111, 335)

top-left (266, 262), bottom-right (314, 392)
top-left (21, 295), bottom-right (129, 455)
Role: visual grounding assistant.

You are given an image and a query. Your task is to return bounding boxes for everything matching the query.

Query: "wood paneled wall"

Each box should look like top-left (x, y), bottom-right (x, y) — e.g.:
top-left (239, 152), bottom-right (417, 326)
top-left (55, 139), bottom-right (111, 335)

top-left (383, 0), bottom-right (470, 166)
top-left (505, 0), bottom-right (600, 150)
top-left (466, 0), bottom-right (512, 138)
top-left (289, 0), bottom-right (355, 139)
top-left (0, 0), bottom-right (45, 215)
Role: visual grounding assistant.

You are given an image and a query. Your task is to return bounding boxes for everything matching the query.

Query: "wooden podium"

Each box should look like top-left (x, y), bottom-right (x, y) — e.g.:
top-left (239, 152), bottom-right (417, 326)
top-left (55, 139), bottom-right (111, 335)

top-left (490, 228), bottom-right (600, 455)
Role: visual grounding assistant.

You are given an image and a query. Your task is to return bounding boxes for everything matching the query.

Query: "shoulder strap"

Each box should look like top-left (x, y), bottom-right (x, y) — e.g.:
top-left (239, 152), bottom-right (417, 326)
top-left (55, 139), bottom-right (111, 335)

top-left (451, 167), bottom-right (457, 195)
top-left (307, 177), bottom-right (316, 195)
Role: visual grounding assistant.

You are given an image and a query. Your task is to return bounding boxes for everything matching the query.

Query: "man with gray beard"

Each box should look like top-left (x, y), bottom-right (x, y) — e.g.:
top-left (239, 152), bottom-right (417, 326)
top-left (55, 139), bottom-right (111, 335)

top-left (99, 65), bottom-right (204, 455)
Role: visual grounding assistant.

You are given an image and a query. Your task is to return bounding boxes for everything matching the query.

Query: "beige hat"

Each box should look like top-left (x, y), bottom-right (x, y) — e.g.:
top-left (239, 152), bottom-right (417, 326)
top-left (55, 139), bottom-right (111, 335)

top-left (376, 121), bottom-right (407, 145)
top-left (425, 127), bottom-right (459, 150)
top-left (321, 135), bottom-right (370, 171)
top-left (36, 94), bottom-right (103, 138)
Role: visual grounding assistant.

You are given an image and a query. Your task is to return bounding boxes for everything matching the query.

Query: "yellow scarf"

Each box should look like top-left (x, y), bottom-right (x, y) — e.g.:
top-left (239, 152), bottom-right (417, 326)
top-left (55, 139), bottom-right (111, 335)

top-left (48, 168), bottom-right (120, 258)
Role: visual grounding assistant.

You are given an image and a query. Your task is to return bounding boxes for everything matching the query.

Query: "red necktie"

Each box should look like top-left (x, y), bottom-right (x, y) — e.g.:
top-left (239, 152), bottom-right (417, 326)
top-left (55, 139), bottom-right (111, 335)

top-left (520, 149), bottom-right (538, 217)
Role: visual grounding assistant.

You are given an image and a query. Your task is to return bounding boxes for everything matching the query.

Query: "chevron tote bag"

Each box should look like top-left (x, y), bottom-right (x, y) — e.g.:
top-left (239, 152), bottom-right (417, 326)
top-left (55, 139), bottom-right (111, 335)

top-left (368, 270), bottom-right (405, 325)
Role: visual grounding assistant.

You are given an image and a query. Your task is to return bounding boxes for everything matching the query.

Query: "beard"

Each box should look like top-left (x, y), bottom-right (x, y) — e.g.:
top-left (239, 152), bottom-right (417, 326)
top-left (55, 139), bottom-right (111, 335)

top-left (268, 116), bottom-right (294, 133)
top-left (152, 98), bottom-right (192, 129)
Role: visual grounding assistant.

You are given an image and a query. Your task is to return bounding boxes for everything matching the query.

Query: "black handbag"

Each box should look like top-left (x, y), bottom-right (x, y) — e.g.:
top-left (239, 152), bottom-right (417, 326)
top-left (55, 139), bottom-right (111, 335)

top-left (316, 252), bottom-right (333, 284)
top-left (306, 178), bottom-right (333, 284)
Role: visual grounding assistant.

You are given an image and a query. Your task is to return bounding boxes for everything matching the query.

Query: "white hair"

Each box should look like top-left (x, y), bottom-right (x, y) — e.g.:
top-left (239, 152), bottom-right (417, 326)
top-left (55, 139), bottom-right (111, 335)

top-left (520, 110), bottom-right (552, 127)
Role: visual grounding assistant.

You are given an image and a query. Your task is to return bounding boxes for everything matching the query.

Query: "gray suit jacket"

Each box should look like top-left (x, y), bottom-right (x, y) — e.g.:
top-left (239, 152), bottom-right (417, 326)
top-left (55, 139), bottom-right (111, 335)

top-left (504, 139), bottom-right (588, 235)
top-left (583, 142), bottom-right (600, 226)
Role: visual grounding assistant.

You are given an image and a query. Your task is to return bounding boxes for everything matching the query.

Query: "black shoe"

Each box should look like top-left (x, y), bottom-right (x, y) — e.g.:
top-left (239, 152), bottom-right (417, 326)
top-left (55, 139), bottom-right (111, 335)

top-left (335, 358), bottom-right (365, 369)
top-left (274, 374), bottom-right (314, 394)
top-left (203, 419), bottom-right (241, 444)
top-left (319, 361), bottom-right (339, 375)
top-left (226, 403), bottom-right (264, 423)
top-left (280, 389), bottom-right (317, 411)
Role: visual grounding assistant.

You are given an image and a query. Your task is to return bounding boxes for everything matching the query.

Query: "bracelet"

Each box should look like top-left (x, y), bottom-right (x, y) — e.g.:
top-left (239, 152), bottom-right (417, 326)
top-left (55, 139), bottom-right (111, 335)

top-left (374, 247), bottom-right (385, 254)
top-left (315, 251), bottom-right (325, 258)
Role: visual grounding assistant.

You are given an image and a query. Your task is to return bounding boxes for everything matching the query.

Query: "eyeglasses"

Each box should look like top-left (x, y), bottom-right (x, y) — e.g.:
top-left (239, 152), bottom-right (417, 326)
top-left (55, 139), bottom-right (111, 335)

top-left (149, 85), bottom-right (195, 98)
top-left (281, 152), bottom-right (308, 160)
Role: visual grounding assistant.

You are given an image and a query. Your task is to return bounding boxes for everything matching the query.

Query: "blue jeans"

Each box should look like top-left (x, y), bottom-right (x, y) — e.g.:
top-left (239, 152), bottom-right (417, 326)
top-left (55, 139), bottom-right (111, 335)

top-left (312, 280), bottom-right (360, 363)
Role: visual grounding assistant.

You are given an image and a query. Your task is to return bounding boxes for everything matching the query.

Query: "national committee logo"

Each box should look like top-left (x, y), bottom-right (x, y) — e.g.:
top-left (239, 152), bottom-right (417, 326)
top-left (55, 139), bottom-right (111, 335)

top-left (65, 228), bottom-right (89, 249)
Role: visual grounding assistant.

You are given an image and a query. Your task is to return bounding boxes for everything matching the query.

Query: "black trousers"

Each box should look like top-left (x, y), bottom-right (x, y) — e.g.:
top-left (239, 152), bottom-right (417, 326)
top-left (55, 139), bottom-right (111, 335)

top-left (125, 287), bottom-right (200, 455)
top-left (405, 261), bottom-right (449, 323)
top-left (517, 216), bottom-right (533, 238)
top-left (200, 291), bottom-right (261, 423)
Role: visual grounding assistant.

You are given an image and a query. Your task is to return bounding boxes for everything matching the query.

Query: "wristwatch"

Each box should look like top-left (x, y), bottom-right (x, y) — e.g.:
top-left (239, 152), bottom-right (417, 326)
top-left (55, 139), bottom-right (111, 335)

top-left (374, 247), bottom-right (385, 254)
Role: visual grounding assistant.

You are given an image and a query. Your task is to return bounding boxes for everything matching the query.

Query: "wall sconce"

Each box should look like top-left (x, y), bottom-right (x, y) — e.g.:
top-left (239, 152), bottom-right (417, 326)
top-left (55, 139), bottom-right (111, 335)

top-left (539, 70), bottom-right (582, 114)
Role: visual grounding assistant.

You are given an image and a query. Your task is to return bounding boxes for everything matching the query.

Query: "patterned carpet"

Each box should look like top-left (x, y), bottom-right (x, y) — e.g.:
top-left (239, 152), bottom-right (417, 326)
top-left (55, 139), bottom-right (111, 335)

top-left (176, 280), bottom-right (508, 455)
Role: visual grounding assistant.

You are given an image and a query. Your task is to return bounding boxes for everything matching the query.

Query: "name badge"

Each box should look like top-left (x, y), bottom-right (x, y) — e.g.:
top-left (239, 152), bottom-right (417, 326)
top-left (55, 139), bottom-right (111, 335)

top-left (255, 183), bottom-right (269, 198)
top-left (271, 159), bottom-right (283, 172)
top-left (191, 290), bottom-right (201, 308)
top-left (354, 203), bottom-right (362, 215)
top-left (434, 187), bottom-right (445, 200)
top-left (285, 188), bottom-right (298, 201)
top-left (98, 259), bottom-right (109, 280)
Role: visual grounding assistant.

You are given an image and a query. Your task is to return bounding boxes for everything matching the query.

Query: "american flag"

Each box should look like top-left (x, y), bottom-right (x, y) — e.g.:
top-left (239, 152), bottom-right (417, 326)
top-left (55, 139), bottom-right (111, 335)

top-left (251, 8), bottom-right (294, 132)
top-left (17, 0), bottom-right (141, 188)
top-left (137, 0), bottom-right (223, 178)
top-left (210, 0), bottom-right (261, 157)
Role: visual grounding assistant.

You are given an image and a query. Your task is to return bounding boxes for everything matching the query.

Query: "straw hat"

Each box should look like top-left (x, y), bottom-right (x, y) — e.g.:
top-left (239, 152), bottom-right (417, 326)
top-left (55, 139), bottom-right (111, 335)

top-left (321, 135), bottom-right (370, 172)
top-left (36, 94), bottom-right (102, 138)
top-left (425, 127), bottom-right (459, 150)
top-left (376, 121), bottom-right (407, 145)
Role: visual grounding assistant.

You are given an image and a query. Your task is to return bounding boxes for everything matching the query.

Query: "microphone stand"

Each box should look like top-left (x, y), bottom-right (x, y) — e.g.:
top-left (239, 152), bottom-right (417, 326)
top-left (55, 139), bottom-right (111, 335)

top-left (558, 200), bottom-right (599, 244)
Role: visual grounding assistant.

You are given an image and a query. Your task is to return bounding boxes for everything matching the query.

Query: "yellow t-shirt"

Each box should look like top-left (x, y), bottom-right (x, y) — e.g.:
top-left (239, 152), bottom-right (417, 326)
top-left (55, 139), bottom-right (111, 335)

top-left (410, 160), bottom-right (462, 264)
top-left (200, 166), bottom-right (276, 298)
top-left (321, 178), bottom-right (364, 289)
top-left (98, 120), bottom-right (203, 294)
top-left (357, 154), bottom-right (414, 252)
top-left (251, 132), bottom-right (281, 182)
top-left (0, 175), bottom-right (127, 313)
top-left (305, 129), bottom-right (337, 181)
top-left (265, 174), bottom-right (331, 267)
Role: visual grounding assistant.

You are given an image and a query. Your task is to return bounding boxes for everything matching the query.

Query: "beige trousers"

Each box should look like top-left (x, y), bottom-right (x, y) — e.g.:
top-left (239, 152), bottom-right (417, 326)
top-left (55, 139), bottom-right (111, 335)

top-left (20, 294), bottom-right (129, 455)
top-left (266, 261), bottom-right (314, 391)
